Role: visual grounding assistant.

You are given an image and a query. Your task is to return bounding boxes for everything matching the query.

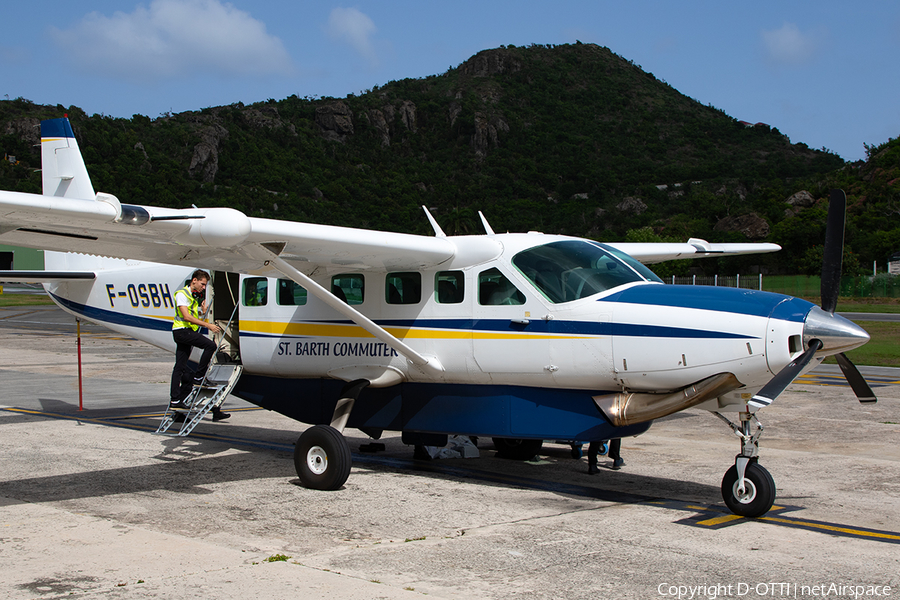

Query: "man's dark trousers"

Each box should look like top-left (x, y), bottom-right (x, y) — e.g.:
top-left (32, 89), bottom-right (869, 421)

top-left (170, 327), bottom-right (217, 402)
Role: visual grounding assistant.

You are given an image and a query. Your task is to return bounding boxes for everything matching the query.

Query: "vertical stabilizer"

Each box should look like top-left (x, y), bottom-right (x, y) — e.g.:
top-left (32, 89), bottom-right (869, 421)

top-left (41, 118), bottom-right (95, 199)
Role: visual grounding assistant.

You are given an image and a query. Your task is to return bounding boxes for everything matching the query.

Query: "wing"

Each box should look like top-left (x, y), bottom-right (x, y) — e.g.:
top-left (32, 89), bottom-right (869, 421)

top-left (0, 188), bottom-right (468, 275)
top-left (607, 238), bottom-right (781, 264)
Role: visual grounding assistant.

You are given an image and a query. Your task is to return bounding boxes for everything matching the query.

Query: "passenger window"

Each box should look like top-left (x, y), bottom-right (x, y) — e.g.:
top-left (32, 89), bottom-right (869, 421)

top-left (478, 268), bottom-right (525, 306)
top-left (243, 277), bottom-right (268, 306)
top-left (435, 271), bottom-right (464, 304)
top-left (386, 272), bottom-right (421, 305)
top-left (277, 279), bottom-right (308, 306)
top-left (331, 274), bottom-right (364, 305)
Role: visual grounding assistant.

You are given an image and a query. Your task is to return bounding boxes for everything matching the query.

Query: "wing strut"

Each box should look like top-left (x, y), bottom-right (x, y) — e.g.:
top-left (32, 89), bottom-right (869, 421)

top-left (243, 244), bottom-right (444, 376)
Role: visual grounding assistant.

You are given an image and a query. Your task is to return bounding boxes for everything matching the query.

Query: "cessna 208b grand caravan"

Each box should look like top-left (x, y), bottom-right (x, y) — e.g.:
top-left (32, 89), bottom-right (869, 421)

top-left (0, 118), bottom-right (875, 517)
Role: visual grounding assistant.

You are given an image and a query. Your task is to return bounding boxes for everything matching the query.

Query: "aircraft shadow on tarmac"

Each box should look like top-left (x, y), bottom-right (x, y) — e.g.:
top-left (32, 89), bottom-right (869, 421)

top-left (0, 406), bottom-right (722, 513)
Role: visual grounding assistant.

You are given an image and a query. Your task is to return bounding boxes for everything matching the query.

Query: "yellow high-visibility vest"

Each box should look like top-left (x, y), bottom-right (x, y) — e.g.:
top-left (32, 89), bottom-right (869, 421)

top-left (172, 285), bottom-right (200, 331)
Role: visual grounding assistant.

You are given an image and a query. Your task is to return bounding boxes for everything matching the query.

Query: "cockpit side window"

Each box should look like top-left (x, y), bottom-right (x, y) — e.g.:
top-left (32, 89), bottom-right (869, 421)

top-left (513, 240), bottom-right (652, 303)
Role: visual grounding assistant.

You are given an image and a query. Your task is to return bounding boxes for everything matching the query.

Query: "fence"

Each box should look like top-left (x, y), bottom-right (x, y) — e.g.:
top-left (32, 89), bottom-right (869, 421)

top-left (668, 274), bottom-right (763, 290)
top-left (668, 273), bottom-right (900, 298)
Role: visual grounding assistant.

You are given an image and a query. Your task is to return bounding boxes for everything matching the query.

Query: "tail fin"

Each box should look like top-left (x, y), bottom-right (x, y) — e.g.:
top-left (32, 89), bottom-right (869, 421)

top-left (41, 118), bottom-right (96, 199)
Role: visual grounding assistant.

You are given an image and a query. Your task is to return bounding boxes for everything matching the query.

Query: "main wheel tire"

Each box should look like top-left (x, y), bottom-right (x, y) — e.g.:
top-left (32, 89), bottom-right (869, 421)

top-left (721, 461), bottom-right (776, 518)
top-left (294, 425), bottom-right (352, 490)
top-left (492, 437), bottom-right (543, 461)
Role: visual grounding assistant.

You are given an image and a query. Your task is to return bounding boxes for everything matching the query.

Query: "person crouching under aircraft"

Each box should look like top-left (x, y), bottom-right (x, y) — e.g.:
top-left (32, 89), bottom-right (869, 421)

top-left (169, 269), bottom-right (228, 421)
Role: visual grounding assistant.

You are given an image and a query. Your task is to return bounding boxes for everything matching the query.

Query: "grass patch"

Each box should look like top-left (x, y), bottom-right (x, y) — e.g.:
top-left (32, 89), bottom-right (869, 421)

top-left (835, 297), bottom-right (900, 313)
top-left (0, 293), bottom-right (55, 307)
top-left (824, 320), bottom-right (900, 368)
top-left (264, 554), bottom-right (291, 562)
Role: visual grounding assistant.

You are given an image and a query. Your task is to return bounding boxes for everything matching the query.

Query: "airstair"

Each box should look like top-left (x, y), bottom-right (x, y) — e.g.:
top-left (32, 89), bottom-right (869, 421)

top-left (156, 363), bottom-right (243, 436)
top-left (156, 273), bottom-right (243, 437)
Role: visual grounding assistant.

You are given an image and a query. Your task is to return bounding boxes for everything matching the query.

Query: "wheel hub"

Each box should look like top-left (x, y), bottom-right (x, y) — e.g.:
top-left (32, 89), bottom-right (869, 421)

top-left (731, 478), bottom-right (757, 504)
top-left (307, 445), bottom-right (328, 475)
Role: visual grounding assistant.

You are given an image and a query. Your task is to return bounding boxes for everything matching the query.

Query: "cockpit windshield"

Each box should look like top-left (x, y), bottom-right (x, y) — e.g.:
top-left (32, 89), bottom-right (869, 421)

top-left (512, 240), bottom-right (662, 303)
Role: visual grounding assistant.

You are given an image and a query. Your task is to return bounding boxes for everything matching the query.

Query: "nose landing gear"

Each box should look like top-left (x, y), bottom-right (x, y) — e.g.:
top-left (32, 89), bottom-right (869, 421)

top-left (715, 411), bottom-right (776, 518)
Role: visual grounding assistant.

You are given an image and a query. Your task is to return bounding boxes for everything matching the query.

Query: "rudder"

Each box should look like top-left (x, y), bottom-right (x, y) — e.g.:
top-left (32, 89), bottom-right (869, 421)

top-left (41, 118), bottom-right (95, 199)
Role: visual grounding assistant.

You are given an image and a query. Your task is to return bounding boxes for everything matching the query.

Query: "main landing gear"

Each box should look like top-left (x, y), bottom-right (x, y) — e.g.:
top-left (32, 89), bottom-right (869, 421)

top-left (715, 411), bottom-right (775, 518)
top-left (293, 379), bottom-right (368, 491)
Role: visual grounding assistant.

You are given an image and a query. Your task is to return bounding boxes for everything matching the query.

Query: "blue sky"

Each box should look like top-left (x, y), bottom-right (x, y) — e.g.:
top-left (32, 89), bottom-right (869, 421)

top-left (2, 1), bottom-right (898, 161)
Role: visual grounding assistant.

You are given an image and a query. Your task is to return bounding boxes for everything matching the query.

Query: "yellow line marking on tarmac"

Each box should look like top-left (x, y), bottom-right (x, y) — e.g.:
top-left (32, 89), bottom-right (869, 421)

top-left (680, 502), bottom-right (900, 543)
top-left (797, 373), bottom-right (900, 387)
top-left (696, 514), bottom-right (743, 526)
top-left (759, 516), bottom-right (900, 541)
top-left (102, 406), bottom-right (263, 418)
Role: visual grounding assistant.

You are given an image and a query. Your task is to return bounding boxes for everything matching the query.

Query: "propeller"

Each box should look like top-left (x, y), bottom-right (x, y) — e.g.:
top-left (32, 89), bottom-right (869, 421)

top-left (750, 339), bottom-right (822, 409)
top-left (820, 190), bottom-right (877, 403)
top-left (750, 189), bottom-right (877, 408)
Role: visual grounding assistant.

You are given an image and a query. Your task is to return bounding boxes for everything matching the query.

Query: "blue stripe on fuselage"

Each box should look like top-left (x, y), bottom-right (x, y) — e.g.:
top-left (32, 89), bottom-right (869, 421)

top-left (601, 284), bottom-right (814, 322)
top-left (50, 286), bottom-right (771, 342)
top-left (50, 293), bottom-right (173, 332)
top-left (246, 318), bottom-right (755, 340)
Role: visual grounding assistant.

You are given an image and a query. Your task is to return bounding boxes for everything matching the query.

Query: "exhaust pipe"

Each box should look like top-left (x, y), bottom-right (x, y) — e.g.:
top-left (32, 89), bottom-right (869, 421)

top-left (593, 372), bottom-right (742, 427)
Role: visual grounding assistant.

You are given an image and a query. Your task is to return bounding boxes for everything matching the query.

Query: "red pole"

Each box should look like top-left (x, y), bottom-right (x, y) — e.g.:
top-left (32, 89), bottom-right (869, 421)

top-left (77, 318), bottom-right (84, 411)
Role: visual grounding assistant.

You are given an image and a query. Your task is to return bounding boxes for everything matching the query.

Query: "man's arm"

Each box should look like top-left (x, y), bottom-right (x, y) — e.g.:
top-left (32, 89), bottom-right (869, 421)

top-left (178, 305), bottom-right (221, 333)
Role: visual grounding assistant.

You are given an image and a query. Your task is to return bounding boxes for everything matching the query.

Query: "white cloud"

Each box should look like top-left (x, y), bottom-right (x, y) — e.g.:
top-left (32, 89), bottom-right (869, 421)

top-left (761, 22), bottom-right (823, 66)
top-left (50, 0), bottom-right (294, 81)
top-left (326, 7), bottom-right (378, 67)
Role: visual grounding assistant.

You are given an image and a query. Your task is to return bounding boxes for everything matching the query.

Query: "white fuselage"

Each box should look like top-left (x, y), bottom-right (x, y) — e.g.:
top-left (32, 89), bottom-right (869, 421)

top-left (42, 233), bottom-right (812, 414)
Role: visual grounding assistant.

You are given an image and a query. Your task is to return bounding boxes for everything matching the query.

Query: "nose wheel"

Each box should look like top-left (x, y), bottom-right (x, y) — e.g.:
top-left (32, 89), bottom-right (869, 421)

top-left (721, 460), bottom-right (775, 517)
top-left (715, 411), bottom-right (776, 518)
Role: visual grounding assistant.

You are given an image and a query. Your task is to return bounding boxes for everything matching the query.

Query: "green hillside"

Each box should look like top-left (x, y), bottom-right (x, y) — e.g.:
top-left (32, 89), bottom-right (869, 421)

top-left (3, 42), bottom-right (897, 274)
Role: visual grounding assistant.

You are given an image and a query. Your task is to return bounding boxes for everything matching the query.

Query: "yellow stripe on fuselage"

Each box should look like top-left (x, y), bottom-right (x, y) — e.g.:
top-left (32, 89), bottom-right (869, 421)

top-left (240, 320), bottom-right (591, 341)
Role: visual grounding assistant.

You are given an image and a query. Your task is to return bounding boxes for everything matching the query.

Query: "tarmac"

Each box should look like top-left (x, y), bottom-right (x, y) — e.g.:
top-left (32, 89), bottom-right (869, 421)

top-left (1, 305), bottom-right (899, 599)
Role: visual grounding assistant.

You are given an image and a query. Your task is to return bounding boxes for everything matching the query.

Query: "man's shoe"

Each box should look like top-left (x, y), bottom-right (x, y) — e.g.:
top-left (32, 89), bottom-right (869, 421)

top-left (193, 375), bottom-right (210, 387)
top-left (169, 399), bottom-right (191, 410)
top-left (587, 463), bottom-right (599, 475)
top-left (212, 410), bottom-right (230, 422)
top-left (611, 458), bottom-right (625, 470)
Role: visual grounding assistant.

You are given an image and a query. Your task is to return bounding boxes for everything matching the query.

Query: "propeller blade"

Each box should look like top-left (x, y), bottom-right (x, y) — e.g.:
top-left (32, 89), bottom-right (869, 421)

top-left (820, 189), bottom-right (846, 314)
top-left (749, 339), bottom-right (823, 409)
top-left (834, 352), bottom-right (878, 403)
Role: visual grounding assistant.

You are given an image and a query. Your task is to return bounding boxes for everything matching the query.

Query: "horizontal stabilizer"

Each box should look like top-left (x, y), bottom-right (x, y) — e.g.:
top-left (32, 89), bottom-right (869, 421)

top-left (0, 271), bottom-right (96, 283)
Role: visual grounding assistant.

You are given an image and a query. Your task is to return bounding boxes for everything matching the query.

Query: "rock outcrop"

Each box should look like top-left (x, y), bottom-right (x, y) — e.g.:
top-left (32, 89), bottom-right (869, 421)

top-left (315, 101), bottom-right (354, 142)
top-left (783, 190), bottom-right (816, 216)
top-left (4, 117), bottom-right (40, 146)
top-left (617, 197), bottom-right (648, 215)
top-left (713, 212), bottom-right (770, 239)
top-left (365, 100), bottom-right (417, 147)
top-left (189, 124), bottom-right (228, 183)
top-left (461, 49), bottom-right (523, 78)
top-left (472, 112), bottom-right (509, 157)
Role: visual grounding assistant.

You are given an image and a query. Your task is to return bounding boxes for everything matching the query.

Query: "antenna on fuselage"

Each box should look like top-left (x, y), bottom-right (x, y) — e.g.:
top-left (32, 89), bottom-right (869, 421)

top-left (422, 206), bottom-right (446, 237)
top-left (478, 211), bottom-right (495, 235)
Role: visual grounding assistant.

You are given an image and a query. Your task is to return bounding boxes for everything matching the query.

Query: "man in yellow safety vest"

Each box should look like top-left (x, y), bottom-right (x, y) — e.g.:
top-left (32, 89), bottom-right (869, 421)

top-left (169, 269), bottom-right (228, 420)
